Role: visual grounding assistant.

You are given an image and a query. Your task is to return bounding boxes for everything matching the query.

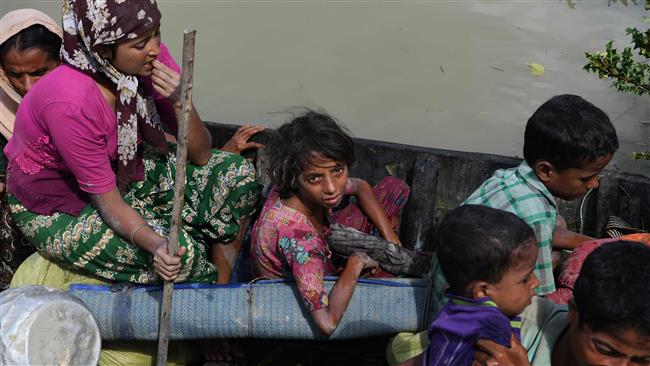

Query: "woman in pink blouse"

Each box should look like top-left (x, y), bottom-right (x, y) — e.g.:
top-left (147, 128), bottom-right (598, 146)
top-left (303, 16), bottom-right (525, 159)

top-left (4, 0), bottom-right (262, 286)
top-left (250, 111), bottom-right (410, 335)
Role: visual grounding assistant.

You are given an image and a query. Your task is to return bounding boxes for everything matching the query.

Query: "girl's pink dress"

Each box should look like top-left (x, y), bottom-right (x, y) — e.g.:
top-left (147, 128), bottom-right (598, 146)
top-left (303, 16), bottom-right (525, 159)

top-left (250, 176), bottom-right (409, 311)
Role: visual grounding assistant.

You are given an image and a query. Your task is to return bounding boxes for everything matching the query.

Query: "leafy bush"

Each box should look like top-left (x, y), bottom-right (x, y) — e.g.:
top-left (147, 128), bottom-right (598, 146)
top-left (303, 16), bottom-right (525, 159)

top-left (584, 28), bottom-right (650, 96)
top-left (584, 5), bottom-right (649, 160)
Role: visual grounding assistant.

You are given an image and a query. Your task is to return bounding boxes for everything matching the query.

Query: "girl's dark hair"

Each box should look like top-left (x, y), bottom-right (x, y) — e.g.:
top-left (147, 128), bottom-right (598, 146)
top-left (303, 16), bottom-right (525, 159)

top-left (0, 24), bottom-right (61, 66)
top-left (434, 205), bottom-right (536, 293)
top-left (270, 110), bottom-right (356, 198)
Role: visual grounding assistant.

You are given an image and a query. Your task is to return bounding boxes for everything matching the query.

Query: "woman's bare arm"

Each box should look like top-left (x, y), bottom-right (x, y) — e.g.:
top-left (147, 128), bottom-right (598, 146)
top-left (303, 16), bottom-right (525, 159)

top-left (151, 60), bottom-right (212, 166)
top-left (91, 188), bottom-right (186, 280)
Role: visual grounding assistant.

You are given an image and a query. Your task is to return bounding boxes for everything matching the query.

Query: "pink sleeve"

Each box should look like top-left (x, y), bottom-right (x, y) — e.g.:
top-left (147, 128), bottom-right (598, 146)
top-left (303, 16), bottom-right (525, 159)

top-left (277, 224), bottom-right (330, 312)
top-left (45, 102), bottom-right (116, 194)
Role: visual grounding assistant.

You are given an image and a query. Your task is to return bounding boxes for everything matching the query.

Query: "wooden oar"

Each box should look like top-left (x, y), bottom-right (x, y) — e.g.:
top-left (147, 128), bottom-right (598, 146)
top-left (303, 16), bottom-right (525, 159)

top-left (156, 29), bottom-right (196, 366)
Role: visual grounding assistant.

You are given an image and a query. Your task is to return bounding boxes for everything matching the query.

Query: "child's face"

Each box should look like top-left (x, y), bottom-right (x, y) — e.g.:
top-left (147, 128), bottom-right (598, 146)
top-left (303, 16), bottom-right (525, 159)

top-left (543, 154), bottom-right (612, 201)
top-left (296, 154), bottom-right (349, 210)
top-left (485, 240), bottom-right (540, 317)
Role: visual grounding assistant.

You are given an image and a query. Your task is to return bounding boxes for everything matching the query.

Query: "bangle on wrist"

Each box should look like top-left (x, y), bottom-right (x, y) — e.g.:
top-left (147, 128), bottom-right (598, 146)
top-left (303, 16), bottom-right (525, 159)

top-left (129, 222), bottom-right (149, 245)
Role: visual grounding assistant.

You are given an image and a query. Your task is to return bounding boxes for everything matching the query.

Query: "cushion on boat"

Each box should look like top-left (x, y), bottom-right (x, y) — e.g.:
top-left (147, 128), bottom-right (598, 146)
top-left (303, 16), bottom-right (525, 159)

top-left (67, 277), bottom-right (429, 340)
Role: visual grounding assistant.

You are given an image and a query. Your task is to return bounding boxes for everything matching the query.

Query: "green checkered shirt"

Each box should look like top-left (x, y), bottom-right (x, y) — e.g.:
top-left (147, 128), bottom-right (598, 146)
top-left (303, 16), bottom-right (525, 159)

top-left (430, 161), bottom-right (557, 317)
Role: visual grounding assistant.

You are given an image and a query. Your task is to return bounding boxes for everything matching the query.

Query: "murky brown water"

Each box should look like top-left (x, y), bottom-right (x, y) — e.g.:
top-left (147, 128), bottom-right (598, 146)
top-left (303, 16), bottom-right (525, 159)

top-left (4, 0), bottom-right (649, 176)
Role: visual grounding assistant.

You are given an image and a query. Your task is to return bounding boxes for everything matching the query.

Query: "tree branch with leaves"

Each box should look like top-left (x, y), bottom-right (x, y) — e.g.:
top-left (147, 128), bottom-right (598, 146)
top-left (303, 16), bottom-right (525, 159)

top-left (584, 7), bottom-right (650, 160)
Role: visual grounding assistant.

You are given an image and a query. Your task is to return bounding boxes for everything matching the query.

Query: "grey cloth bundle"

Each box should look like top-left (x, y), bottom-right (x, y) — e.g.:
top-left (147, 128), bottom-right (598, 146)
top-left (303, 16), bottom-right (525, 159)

top-left (327, 224), bottom-right (430, 277)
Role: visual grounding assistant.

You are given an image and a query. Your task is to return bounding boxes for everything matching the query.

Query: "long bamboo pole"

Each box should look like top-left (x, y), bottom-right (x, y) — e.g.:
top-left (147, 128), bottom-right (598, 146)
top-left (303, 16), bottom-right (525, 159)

top-left (156, 29), bottom-right (196, 366)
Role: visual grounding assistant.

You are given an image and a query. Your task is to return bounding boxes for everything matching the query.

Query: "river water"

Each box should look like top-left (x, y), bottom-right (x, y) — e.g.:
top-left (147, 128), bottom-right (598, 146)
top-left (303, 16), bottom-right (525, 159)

top-left (4, 0), bottom-right (649, 176)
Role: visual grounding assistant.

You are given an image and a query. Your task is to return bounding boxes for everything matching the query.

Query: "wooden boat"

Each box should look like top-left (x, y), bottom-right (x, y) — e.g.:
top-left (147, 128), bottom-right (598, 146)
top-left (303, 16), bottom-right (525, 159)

top-left (205, 121), bottom-right (648, 251)
top-left (64, 121), bottom-right (650, 341)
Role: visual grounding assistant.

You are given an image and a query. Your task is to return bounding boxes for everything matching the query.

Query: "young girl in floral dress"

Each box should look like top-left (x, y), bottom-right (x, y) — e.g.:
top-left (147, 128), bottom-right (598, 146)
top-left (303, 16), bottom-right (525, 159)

top-left (250, 111), bottom-right (410, 335)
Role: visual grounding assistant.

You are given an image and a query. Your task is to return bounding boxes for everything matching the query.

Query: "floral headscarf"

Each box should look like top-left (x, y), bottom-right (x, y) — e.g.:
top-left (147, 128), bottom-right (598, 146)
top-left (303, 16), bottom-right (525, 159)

top-left (61, 0), bottom-right (168, 191)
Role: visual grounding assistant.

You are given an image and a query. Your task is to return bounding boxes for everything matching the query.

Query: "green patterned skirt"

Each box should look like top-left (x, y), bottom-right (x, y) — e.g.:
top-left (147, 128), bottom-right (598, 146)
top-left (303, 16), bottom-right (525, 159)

top-left (8, 148), bottom-right (259, 284)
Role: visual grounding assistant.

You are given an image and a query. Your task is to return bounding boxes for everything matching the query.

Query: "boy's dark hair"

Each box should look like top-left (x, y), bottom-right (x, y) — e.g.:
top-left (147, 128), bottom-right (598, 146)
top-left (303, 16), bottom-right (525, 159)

top-left (270, 110), bottom-right (356, 198)
top-left (434, 205), bottom-right (536, 293)
top-left (573, 240), bottom-right (650, 338)
top-left (523, 94), bottom-right (618, 171)
top-left (0, 24), bottom-right (61, 66)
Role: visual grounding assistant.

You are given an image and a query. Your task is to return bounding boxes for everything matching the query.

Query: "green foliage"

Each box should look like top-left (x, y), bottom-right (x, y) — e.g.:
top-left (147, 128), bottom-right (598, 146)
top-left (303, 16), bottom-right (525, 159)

top-left (633, 152), bottom-right (650, 160)
top-left (584, 9), bottom-right (650, 160)
top-left (583, 29), bottom-right (650, 96)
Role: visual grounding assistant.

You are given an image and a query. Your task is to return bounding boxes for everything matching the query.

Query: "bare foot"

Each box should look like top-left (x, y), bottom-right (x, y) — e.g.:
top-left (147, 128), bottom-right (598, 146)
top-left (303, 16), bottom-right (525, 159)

top-left (198, 339), bottom-right (246, 365)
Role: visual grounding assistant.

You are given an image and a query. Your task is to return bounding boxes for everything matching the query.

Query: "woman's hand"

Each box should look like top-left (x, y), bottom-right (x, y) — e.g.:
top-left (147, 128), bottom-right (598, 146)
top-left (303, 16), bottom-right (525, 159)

top-left (152, 242), bottom-right (188, 281)
top-left (92, 189), bottom-right (192, 282)
top-left (221, 125), bottom-right (265, 155)
top-left (151, 60), bottom-right (212, 165)
top-left (151, 59), bottom-right (181, 105)
top-left (472, 334), bottom-right (530, 366)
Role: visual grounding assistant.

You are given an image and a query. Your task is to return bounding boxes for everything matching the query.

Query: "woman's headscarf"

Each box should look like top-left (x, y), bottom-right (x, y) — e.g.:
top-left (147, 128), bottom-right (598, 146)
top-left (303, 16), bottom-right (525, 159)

top-left (61, 0), bottom-right (168, 191)
top-left (0, 9), bottom-right (63, 140)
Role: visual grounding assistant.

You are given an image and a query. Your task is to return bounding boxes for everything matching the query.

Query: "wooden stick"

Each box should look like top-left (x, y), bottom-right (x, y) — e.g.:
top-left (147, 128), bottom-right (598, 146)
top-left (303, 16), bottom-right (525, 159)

top-left (156, 29), bottom-right (196, 366)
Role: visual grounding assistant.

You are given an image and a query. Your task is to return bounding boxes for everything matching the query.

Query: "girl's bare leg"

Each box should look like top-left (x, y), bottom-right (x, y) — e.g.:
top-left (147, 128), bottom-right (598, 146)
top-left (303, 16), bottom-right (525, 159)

top-left (200, 219), bottom-right (250, 364)
top-left (211, 218), bottom-right (250, 284)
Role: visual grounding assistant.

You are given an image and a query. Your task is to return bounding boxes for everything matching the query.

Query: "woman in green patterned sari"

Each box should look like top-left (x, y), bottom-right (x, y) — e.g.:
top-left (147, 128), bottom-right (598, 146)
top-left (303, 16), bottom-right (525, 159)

top-left (5, 0), bottom-right (261, 285)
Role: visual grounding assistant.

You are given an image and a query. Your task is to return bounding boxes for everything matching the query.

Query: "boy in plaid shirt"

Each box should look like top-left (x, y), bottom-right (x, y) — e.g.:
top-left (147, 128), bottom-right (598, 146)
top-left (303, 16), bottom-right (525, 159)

top-left (390, 95), bottom-right (620, 366)
top-left (430, 95), bottom-right (618, 315)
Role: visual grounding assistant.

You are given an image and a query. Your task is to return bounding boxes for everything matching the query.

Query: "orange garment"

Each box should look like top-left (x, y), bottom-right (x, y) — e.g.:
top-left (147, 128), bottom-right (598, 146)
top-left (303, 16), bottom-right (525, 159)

top-left (547, 233), bottom-right (650, 304)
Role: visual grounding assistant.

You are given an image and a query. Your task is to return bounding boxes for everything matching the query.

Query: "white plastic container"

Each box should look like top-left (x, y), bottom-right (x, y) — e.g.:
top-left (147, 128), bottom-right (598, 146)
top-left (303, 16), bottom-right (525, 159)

top-left (0, 286), bottom-right (101, 366)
